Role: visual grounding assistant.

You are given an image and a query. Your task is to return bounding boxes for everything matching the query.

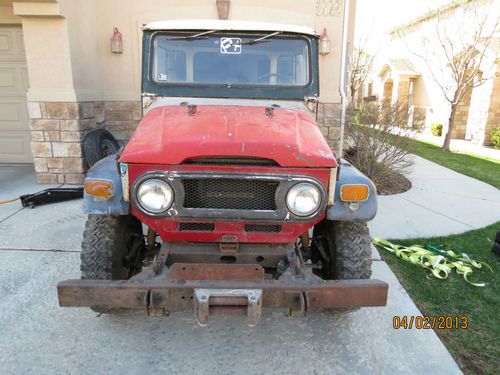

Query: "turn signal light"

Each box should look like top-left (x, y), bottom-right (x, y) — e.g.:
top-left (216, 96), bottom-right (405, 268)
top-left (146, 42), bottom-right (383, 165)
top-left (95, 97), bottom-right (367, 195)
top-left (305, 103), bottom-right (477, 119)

top-left (340, 184), bottom-right (369, 202)
top-left (84, 179), bottom-right (115, 198)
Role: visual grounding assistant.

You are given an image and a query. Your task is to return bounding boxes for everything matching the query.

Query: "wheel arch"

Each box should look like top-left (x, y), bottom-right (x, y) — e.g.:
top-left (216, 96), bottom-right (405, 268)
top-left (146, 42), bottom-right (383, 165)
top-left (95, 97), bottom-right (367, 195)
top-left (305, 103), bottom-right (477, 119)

top-left (83, 155), bottom-right (130, 215)
top-left (327, 159), bottom-right (377, 222)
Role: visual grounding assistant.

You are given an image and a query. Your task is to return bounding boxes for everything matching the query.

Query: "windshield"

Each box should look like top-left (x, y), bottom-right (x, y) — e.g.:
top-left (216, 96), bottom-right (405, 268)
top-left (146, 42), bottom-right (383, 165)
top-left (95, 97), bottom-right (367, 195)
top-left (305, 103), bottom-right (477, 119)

top-left (151, 33), bottom-right (310, 87)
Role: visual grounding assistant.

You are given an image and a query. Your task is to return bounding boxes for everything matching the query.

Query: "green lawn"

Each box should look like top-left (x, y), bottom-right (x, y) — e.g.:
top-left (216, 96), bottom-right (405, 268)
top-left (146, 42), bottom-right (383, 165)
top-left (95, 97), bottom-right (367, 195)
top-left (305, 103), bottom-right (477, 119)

top-left (409, 139), bottom-right (500, 189)
top-left (378, 223), bottom-right (500, 375)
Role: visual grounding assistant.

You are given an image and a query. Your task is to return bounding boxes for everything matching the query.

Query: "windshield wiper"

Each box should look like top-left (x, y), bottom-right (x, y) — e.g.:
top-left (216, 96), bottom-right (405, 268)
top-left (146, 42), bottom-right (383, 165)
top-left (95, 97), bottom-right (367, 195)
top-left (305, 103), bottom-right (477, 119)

top-left (168, 30), bottom-right (219, 41)
top-left (240, 31), bottom-right (282, 46)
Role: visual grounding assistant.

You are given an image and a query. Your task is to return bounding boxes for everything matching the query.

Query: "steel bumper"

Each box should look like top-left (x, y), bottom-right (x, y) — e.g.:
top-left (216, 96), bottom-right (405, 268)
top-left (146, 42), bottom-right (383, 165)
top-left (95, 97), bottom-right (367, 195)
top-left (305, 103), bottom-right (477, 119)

top-left (58, 264), bottom-right (388, 325)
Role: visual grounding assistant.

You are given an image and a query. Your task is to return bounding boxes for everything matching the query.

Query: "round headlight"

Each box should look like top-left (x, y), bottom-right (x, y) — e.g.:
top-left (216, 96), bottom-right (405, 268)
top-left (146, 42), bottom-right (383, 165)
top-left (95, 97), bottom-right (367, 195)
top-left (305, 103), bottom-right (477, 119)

top-left (286, 183), bottom-right (321, 217)
top-left (136, 179), bottom-right (173, 213)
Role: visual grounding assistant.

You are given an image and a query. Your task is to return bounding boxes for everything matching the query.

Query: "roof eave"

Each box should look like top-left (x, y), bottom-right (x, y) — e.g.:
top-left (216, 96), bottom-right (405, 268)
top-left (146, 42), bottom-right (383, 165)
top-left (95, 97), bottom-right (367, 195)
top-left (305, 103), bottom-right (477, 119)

top-left (143, 19), bottom-right (319, 37)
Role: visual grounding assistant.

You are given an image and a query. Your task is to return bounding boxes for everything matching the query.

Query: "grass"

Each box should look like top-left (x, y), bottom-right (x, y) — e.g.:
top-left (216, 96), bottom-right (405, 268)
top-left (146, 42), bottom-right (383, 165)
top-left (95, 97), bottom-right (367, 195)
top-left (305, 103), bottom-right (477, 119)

top-left (408, 139), bottom-right (500, 189)
top-left (378, 222), bottom-right (500, 375)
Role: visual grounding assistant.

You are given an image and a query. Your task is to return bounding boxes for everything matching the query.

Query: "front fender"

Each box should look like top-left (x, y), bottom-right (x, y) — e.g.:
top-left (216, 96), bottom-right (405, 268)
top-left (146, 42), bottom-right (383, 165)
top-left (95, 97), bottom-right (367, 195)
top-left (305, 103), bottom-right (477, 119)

top-left (327, 159), bottom-right (377, 222)
top-left (83, 155), bottom-right (129, 215)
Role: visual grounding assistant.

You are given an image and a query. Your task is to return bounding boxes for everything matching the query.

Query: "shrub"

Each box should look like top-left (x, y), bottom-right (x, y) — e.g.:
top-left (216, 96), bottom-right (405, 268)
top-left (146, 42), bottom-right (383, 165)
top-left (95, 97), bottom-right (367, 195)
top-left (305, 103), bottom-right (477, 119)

top-left (431, 123), bottom-right (443, 136)
top-left (491, 128), bottom-right (500, 149)
top-left (345, 102), bottom-right (414, 187)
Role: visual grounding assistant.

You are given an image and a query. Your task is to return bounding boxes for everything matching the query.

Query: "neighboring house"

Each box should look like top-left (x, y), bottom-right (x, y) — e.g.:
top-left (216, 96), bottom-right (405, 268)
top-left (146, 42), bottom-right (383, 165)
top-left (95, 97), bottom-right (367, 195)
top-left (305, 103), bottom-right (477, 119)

top-left (0, 0), bottom-right (357, 184)
top-left (365, 0), bottom-right (499, 145)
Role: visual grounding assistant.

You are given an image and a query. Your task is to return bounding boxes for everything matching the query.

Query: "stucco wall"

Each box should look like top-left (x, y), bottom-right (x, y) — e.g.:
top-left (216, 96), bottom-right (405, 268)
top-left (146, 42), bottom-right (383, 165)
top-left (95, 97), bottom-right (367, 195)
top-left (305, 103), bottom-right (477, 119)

top-left (17, 0), bottom-right (350, 103)
top-left (0, 3), bottom-right (19, 24)
top-left (10, 0), bottom-right (355, 182)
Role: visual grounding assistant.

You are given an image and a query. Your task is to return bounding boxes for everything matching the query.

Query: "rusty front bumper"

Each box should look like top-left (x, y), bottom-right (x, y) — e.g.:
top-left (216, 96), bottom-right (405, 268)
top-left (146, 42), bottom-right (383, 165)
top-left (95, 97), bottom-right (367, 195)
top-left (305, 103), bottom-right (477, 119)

top-left (58, 264), bottom-right (388, 326)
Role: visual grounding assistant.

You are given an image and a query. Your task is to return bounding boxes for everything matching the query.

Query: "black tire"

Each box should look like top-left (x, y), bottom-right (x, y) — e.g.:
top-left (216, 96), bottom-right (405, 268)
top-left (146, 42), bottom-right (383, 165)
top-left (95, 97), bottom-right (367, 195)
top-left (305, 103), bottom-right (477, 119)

top-left (313, 220), bottom-right (372, 280)
top-left (83, 129), bottom-right (120, 167)
top-left (492, 242), bottom-right (500, 256)
top-left (81, 214), bottom-right (145, 313)
top-left (312, 220), bottom-right (372, 313)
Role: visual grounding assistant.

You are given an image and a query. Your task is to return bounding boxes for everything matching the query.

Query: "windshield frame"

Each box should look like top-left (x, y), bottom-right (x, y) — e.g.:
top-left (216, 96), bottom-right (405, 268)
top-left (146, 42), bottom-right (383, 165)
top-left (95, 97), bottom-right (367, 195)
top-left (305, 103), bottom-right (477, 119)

top-left (142, 30), bottom-right (319, 100)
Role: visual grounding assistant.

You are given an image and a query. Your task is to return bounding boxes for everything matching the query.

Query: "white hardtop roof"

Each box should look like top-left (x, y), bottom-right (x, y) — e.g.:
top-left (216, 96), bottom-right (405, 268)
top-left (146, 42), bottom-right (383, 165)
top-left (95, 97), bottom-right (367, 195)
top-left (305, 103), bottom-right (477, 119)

top-left (143, 19), bottom-right (319, 37)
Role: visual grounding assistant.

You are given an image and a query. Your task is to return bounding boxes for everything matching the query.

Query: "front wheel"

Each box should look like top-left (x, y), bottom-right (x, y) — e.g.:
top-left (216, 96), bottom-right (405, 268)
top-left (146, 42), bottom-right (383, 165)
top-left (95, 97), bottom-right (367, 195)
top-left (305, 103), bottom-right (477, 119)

top-left (80, 214), bottom-right (145, 313)
top-left (313, 220), bottom-right (372, 280)
top-left (313, 220), bottom-right (372, 279)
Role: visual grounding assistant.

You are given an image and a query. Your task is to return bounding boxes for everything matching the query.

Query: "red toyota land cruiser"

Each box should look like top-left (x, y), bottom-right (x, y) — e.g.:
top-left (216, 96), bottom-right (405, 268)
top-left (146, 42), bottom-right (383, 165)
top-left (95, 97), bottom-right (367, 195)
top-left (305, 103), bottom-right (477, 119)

top-left (58, 20), bottom-right (387, 326)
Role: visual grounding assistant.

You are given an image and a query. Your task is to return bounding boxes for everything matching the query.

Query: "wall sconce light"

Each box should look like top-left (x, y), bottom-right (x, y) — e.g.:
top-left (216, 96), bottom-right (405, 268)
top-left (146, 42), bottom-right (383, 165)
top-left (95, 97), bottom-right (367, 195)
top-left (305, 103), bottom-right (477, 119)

top-left (111, 27), bottom-right (123, 54)
top-left (320, 27), bottom-right (330, 55)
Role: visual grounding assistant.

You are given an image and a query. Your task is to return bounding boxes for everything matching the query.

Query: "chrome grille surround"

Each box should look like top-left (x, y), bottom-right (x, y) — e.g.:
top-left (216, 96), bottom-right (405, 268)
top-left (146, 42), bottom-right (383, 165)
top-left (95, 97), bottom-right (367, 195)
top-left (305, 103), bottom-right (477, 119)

top-left (131, 171), bottom-right (327, 222)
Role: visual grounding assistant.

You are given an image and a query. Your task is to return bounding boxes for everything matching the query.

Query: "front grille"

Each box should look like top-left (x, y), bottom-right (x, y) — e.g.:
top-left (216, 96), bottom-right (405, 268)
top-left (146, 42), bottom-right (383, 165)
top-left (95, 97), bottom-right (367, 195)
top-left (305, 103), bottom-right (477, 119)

top-left (179, 222), bottom-right (215, 231)
top-left (184, 157), bottom-right (278, 167)
top-left (244, 224), bottom-right (281, 232)
top-left (182, 178), bottom-right (278, 210)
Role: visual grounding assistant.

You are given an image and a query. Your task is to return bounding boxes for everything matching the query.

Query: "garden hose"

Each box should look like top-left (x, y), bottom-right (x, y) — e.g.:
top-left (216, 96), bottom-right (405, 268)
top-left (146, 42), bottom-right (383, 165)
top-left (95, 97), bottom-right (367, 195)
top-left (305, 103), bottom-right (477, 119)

top-left (373, 238), bottom-right (492, 287)
top-left (0, 197), bottom-right (19, 205)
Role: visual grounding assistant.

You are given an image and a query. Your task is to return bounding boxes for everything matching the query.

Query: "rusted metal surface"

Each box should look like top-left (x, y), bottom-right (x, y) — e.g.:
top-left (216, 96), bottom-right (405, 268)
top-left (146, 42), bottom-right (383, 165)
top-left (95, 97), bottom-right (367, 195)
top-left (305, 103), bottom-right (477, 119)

top-left (166, 242), bottom-right (290, 269)
top-left (58, 271), bottom-right (388, 312)
top-left (152, 242), bottom-right (171, 274)
top-left (168, 263), bottom-right (264, 281)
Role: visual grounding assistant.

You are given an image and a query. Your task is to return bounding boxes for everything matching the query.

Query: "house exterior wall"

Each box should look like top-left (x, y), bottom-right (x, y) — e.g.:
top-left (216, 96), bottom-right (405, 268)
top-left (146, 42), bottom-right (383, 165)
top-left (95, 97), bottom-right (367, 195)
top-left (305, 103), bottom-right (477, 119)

top-left (483, 64), bottom-right (500, 144)
top-left (8, 0), bottom-right (356, 183)
top-left (367, 0), bottom-right (499, 145)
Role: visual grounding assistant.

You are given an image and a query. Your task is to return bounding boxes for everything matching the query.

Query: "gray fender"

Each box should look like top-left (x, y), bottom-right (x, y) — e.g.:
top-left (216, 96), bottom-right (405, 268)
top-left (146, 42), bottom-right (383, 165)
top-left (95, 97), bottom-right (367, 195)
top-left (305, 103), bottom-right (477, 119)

top-left (327, 159), bottom-right (377, 222)
top-left (83, 155), bottom-right (129, 215)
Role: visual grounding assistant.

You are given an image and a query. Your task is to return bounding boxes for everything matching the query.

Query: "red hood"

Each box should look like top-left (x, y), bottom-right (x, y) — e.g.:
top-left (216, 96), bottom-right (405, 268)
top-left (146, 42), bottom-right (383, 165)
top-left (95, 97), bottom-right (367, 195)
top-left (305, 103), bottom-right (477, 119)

top-left (120, 105), bottom-right (337, 168)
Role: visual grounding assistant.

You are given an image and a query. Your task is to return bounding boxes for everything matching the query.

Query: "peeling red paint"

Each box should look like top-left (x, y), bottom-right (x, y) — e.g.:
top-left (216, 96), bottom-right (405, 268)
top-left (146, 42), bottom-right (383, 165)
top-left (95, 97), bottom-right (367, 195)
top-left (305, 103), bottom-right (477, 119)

top-left (120, 105), bottom-right (337, 168)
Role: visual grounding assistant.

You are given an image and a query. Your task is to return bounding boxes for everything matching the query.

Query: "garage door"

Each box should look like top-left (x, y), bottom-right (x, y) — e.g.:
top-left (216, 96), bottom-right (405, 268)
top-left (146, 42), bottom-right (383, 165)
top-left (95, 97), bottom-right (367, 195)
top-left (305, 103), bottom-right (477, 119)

top-left (0, 25), bottom-right (31, 163)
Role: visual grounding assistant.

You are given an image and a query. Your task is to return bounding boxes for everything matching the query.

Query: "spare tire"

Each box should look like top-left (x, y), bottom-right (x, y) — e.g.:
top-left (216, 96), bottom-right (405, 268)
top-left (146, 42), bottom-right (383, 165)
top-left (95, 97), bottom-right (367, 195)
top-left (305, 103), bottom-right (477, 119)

top-left (83, 129), bottom-right (120, 167)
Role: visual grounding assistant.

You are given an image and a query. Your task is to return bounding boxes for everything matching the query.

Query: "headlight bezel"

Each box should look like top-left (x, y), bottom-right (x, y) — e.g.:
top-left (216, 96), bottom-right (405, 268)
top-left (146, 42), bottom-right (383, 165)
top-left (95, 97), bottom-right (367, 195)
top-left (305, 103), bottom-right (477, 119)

top-left (133, 175), bottom-right (174, 215)
top-left (286, 182), bottom-right (322, 217)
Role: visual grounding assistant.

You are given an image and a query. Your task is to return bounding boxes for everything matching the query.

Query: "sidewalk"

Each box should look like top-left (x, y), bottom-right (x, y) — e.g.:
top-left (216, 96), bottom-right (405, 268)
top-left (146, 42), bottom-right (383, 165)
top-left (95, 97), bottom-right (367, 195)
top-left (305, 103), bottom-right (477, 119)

top-left (369, 154), bottom-right (500, 240)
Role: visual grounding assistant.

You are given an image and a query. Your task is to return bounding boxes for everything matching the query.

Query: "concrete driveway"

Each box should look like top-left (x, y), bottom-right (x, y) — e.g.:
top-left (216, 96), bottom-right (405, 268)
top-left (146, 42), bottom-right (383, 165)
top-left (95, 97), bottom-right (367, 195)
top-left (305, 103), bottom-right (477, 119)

top-left (0, 165), bottom-right (462, 374)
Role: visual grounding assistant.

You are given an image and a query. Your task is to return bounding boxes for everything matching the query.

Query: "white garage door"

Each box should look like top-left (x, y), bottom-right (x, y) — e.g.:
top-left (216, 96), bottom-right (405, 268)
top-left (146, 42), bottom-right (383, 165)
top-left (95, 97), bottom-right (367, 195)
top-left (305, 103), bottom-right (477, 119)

top-left (0, 25), bottom-right (31, 163)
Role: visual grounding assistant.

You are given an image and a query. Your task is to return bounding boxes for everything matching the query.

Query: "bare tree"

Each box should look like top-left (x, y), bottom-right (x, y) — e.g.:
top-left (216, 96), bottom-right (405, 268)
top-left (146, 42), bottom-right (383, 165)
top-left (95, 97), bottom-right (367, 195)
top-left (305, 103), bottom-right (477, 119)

top-left (349, 37), bottom-right (374, 107)
top-left (403, 1), bottom-right (498, 151)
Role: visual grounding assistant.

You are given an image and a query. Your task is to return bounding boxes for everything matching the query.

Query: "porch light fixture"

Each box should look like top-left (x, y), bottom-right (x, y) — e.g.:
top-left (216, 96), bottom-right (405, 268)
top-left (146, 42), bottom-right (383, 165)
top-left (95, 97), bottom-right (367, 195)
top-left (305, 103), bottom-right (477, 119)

top-left (216, 0), bottom-right (231, 20)
top-left (111, 27), bottom-right (123, 53)
top-left (319, 27), bottom-right (330, 55)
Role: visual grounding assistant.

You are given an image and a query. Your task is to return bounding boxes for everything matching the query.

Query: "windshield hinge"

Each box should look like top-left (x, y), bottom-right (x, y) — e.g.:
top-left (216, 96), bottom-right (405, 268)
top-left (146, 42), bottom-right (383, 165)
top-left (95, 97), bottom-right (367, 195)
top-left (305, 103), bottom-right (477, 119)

top-left (304, 95), bottom-right (318, 113)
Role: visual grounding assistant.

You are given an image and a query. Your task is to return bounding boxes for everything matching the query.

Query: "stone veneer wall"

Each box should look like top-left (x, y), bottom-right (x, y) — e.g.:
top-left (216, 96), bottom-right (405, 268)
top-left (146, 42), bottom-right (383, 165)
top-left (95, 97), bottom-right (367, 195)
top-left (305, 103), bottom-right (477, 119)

top-left (29, 101), bottom-right (141, 184)
top-left (451, 86), bottom-right (473, 139)
top-left (316, 102), bottom-right (341, 153)
top-left (30, 100), bottom-right (342, 183)
top-left (475, 65), bottom-right (500, 145)
top-left (103, 102), bottom-right (142, 144)
top-left (397, 80), bottom-right (411, 109)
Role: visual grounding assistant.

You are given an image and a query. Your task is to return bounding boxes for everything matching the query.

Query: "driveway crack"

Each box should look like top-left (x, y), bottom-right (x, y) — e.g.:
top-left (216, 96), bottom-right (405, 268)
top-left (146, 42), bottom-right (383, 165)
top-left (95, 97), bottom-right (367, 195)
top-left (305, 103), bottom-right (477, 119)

top-left (0, 207), bottom-right (24, 224)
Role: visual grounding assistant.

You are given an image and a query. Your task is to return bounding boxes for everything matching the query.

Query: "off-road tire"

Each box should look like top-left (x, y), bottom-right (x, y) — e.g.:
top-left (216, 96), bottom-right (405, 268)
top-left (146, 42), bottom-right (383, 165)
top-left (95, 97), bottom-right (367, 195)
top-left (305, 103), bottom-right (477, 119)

top-left (83, 129), bottom-right (120, 167)
top-left (81, 214), bottom-right (144, 313)
top-left (332, 221), bottom-right (372, 279)
top-left (313, 220), bottom-right (372, 280)
top-left (312, 220), bottom-right (372, 313)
